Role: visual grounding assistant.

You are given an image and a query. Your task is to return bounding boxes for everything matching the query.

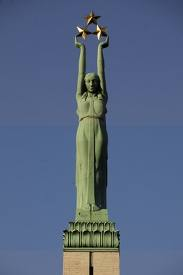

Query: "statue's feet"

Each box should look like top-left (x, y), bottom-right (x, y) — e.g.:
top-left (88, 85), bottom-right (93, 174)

top-left (91, 204), bottom-right (100, 211)
top-left (82, 204), bottom-right (100, 211)
top-left (83, 204), bottom-right (90, 210)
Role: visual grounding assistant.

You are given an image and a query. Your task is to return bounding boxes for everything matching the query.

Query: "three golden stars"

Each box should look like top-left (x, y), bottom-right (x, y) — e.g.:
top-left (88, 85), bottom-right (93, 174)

top-left (76, 11), bottom-right (108, 40)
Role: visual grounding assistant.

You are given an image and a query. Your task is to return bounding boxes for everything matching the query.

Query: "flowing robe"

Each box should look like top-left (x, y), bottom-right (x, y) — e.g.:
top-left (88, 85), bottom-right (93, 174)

top-left (76, 92), bottom-right (108, 210)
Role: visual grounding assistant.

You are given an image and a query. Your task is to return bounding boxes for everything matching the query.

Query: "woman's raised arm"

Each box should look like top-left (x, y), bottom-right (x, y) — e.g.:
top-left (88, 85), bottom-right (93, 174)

top-left (75, 36), bottom-right (86, 99)
top-left (97, 35), bottom-right (109, 100)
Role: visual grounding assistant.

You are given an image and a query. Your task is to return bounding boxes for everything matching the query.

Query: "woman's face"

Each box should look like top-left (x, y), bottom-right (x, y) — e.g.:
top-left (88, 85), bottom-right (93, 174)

top-left (85, 73), bottom-right (99, 93)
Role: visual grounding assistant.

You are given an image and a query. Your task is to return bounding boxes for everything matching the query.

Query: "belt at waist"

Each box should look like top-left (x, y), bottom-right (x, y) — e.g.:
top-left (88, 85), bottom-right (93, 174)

top-left (79, 115), bottom-right (104, 121)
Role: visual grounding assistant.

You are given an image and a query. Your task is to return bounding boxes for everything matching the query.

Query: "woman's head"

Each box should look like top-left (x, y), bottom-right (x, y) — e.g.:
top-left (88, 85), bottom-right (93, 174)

top-left (84, 73), bottom-right (100, 93)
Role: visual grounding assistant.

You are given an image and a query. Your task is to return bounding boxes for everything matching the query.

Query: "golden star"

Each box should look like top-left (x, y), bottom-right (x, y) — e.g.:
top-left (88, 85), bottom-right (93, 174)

top-left (93, 25), bottom-right (108, 40)
top-left (84, 11), bottom-right (101, 25)
top-left (76, 26), bottom-right (91, 39)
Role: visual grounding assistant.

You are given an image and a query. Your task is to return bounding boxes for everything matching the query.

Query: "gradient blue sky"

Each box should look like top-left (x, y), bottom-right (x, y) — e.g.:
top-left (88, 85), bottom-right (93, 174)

top-left (0, 0), bottom-right (183, 274)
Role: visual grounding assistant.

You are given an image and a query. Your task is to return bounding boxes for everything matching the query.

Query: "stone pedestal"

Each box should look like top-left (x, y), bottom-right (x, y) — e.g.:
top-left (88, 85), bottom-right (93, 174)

top-left (63, 252), bottom-right (90, 275)
top-left (63, 221), bottom-right (119, 248)
top-left (63, 251), bottom-right (120, 275)
top-left (93, 252), bottom-right (120, 275)
top-left (63, 221), bottom-right (120, 274)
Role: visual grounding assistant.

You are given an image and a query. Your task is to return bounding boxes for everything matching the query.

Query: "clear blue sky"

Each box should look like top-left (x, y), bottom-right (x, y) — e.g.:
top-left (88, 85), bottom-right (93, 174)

top-left (0, 0), bottom-right (183, 274)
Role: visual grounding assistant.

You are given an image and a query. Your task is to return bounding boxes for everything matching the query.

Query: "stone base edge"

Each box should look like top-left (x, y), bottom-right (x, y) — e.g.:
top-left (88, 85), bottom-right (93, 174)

top-left (63, 247), bottom-right (120, 252)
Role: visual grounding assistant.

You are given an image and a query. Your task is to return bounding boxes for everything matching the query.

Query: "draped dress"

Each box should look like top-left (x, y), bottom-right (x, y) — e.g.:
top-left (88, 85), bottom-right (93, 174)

top-left (76, 91), bottom-right (108, 210)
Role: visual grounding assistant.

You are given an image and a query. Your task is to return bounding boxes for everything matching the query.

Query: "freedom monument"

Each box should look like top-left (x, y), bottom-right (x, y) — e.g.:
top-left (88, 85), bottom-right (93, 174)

top-left (63, 11), bottom-right (120, 275)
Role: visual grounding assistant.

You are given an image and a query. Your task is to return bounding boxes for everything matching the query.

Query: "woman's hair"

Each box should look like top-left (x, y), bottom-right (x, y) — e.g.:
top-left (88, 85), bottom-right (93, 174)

top-left (84, 72), bottom-right (100, 82)
top-left (83, 72), bottom-right (102, 93)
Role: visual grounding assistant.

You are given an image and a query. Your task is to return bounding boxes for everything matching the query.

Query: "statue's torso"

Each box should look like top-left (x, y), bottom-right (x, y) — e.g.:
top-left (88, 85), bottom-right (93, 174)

top-left (77, 93), bottom-right (107, 120)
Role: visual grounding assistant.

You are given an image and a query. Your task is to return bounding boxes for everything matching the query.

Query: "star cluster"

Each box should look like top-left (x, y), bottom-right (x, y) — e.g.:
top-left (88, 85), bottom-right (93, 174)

top-left (76, 11), bottom-right (108, 40)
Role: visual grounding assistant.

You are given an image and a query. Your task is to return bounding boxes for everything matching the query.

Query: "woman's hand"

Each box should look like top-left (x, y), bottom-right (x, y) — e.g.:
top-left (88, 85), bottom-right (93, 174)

top-left (99, 35), bottom-right (109, 49)
top-left (75, 36), bottom-right (84, 49)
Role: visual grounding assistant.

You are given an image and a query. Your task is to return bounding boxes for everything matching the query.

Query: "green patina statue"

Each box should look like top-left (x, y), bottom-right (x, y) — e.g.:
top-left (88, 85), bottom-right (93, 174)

top-left (63, 12), bottom-right (120, 250)
top-left (75, 35), bottom-right (109, 215)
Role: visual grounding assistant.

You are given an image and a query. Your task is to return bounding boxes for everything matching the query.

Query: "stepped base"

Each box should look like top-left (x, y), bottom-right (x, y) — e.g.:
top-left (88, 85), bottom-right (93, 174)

top-left (63, 221), bottom-right (120, 249)
top-left (75, 209), bottom-right (109, 222)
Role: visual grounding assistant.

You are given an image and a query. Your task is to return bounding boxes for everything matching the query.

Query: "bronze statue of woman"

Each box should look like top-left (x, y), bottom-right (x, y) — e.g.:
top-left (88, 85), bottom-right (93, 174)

top-left (75, 35), bottom-right (109, 213)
